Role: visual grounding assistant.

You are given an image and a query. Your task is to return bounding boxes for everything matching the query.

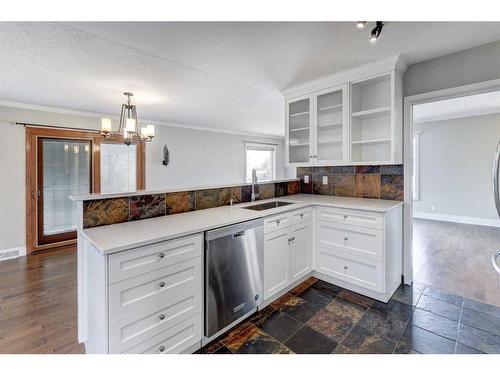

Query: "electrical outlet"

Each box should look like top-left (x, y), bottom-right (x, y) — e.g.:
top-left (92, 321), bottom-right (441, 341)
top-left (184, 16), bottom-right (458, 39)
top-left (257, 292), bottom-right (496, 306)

top-left (431, 205), bottom-right (437, 212)
top-left (322, 176), bottom-right (328, 185)
top-left (304, 175), bottom-right (309, 184)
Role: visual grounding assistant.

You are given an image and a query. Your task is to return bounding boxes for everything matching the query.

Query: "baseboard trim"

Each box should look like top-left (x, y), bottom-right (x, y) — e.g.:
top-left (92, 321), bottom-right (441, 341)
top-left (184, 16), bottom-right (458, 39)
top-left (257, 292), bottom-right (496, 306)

top-left (0, 246), bottom-right (26, 261)
top-left (413, 212), bottom-right (500, 228)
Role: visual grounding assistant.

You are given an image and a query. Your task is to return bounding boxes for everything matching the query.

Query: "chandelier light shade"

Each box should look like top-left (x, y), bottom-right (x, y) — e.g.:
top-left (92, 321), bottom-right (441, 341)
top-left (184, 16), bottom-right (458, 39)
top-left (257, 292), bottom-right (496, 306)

top-left (100, 92), bottom-right (155, 145)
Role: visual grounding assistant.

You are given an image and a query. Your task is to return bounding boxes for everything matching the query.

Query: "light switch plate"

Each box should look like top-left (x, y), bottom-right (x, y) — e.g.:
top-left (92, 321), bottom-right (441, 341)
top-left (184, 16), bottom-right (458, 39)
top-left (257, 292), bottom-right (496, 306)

top-left (322, 176), bottom-right (328, 185)
top-left (304, 175), bottom-right (309, 184)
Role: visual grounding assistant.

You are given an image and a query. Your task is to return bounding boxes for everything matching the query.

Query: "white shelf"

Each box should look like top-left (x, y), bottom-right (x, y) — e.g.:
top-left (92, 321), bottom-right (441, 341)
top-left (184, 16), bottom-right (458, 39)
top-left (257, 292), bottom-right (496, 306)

top-left (290, 111), bottom-right (309, 118)
top-left (318, 122), bottom-right (342, 129)
top-left (318, 104), bottom-right (342, 112)
top-left (290, 142), bottom-right (309, 147)
top-left (319, 139), bottom-right (342, 145)
top-left (351, 107), bottom-right (391, 119)
top-left (352, 138), bottom-right (391, 145)
top-left (289, 127), bottom-right (309, 132)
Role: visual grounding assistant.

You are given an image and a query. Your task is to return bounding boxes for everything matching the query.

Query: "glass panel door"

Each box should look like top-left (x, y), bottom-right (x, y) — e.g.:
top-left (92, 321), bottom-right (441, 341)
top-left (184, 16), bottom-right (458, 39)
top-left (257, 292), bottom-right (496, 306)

top-left (100, 143), bottom-right (137, 193)
top-left (288, 97), bottom-right (312, 164)
top-left (38, 138), bottom-right (91, 245)
top-left (316, 88), bottom-right (344, 163)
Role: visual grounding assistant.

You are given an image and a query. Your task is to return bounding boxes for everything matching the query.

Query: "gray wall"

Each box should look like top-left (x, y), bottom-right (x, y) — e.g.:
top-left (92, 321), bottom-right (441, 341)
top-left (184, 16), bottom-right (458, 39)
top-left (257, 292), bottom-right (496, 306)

top-left (0, 106), bottom-right (291, 252)
top-left (413, 113), bottom-right (500, 220)
top-left (404, 40), bottom-right (500, 97)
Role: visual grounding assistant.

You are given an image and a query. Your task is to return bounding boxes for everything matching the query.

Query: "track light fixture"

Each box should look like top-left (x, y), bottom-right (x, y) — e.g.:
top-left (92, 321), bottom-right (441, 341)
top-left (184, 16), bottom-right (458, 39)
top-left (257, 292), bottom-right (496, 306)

top-left (370, 21), bottom-right (384, 42)
top-left (355, 21), bottom-right (366, 29)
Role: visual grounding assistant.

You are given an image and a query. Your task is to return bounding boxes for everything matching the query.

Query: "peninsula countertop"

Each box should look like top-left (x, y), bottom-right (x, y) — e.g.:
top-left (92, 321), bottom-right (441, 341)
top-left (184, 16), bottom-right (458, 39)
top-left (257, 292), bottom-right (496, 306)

top-left (81, 194), bottom-right (403, 255)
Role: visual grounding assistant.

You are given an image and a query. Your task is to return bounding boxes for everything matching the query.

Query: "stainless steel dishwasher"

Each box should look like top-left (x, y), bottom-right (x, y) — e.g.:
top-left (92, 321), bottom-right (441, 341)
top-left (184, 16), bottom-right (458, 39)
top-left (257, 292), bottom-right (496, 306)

top-left (205, 219), bottom-right (264, 338)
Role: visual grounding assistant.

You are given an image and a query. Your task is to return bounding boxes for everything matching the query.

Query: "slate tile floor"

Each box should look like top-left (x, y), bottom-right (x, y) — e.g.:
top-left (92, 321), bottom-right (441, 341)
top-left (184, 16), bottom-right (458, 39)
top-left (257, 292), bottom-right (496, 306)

top-left (197, 277), bottom-right (500, 354)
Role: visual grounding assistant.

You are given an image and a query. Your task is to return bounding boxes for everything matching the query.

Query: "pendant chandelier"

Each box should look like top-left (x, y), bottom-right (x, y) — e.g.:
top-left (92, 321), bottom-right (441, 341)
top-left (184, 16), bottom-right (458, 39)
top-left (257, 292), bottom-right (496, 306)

top-left (100, 92), bottom-right (155, 145)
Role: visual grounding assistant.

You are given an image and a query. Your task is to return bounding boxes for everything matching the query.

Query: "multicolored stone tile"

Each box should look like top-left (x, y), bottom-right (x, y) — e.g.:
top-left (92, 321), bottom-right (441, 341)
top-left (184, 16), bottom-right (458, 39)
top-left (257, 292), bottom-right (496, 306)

top-left (298, 173), bottom-right (313, 194)
top-left (241, 185), bottom-right (253, 202)
top-left (416, 295), bottom-right (461, 321)
top-left (195, 188), bottom-right (221, 210)
top-left (313, 166), bottom-right (333, 175)
top-left (312, 174), bottom-right (332, 195)
top-left (219, 321), bottom-right (257, 351)
top-left (306, 308), bottom-right (354, 342)
top-left (284, 326), bottom-right (337, 354)
top-left (332, 166), bottom-right (355, 174)
top-left (274, 182), bottom-right (288, 197)
top-left (409, 309), bottom-right (459, 341)
top-left (358, 309), bottom-right (407, 341)
top-left (381, 174), bottom-right (404, 201)
top-left (287, 180), bottom-right (300, 195)
top-left (298, 287), bottom-right (335, 307)
top-left (289, 282), bottom-right (314, 295)
top-left (220, 186), bottom-right (242, 206)
top-left (311, 279), bottom-right (343, 296)
top-left (332, 173), bottom-right (355, 197)
top-left (129, 194), bottom-right (166, 221)
top-left (355, 165), bottom-right (380, 174)
top-left (324, 297), bottom-right (367, 324)
top-left (380, 164), bottom-right (404, 175)
top-left (371, 299), bottom-right (413, 321)
top-left (254, 310), bottom-right (302, 342)
top-left (83, 198), bottom-right (129, 228)
top-left (355, 173), bottom-right (382, 198)
top-left (235, 330), bottom-right (282, 354)
top-left (256, 183), bottom-right (275, 200)
top-left (269, 293), bottom-right (295, 310)
top-left (165, 191), bottom-right (195, 214)
top-left (398, 324), bottom-right (455, 354)
top-left (279, 295), bottom-right (322, 323)
top-left (342, 325), bottom-right (396, 354)
top-left (337, 290), bottom-right (374, 308)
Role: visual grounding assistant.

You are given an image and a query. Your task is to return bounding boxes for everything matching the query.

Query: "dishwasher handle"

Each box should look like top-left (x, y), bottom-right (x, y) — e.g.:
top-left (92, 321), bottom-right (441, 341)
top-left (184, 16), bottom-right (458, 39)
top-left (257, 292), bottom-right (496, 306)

top-left (205, 218), bottom-right (264, 241)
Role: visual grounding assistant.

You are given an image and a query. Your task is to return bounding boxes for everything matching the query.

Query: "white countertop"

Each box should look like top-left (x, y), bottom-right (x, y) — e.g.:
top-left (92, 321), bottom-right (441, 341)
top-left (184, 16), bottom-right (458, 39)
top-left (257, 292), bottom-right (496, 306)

top-left (81, 195), bottom-right (403, 254)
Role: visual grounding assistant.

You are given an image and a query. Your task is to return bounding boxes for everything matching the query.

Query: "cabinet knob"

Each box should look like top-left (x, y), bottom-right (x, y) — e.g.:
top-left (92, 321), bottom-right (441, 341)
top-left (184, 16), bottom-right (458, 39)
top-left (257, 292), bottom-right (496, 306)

top-left (159, 345), bottom-right (166, 352)
top-left (344, 265), bottom-right (349, 270)
top-left (343, 215), bottom-right (348, 219)
top-left (344, 237), bottom-right (348, 241)
top-left (159, 314), bottom-right (166, 320)
top-left (158, 252), bottom-right (165, 259)
top-left (300, 213), bottom-right (304, 218)
top-left (276, 220), bottom-right (280, 225)
top-left (159, 281), bottom-right (166, 288)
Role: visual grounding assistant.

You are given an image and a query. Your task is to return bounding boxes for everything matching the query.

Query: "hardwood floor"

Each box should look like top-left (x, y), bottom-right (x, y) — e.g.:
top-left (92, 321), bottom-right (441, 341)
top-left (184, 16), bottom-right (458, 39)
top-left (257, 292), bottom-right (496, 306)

top-left (0, 245), bottom-right (84, 353)
top-left (413, 218), bottom-right (500, 307)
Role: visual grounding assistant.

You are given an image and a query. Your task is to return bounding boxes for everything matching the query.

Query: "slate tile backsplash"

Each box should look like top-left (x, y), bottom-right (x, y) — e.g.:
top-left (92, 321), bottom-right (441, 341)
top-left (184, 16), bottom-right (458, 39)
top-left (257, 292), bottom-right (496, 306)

top-left (297, 164), bottom-right (404, 201)
top-left (82, 179), bottom-right (300, 228)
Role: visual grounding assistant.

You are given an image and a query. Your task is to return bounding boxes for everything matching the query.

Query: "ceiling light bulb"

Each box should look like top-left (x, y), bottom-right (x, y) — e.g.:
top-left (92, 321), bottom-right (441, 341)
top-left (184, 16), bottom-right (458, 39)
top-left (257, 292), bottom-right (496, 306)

top-left (370, 31), bottom-right (378, 42)
top-left (355, 21), bottom-right (366, 29)
top-left (101, 117), bottom-right (112, 133)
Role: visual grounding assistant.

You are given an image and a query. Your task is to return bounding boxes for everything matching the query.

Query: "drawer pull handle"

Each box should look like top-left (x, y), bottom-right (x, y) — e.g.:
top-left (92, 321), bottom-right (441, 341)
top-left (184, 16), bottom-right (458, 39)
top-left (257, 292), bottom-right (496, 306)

top-left (159, 314), bottom-right (166, 320)
top-left (159, 345), bottom-right (166, 352)
top-left (158, 252), bottom-right (165, 259)
top-left (343, 215), bottom-right (348, 219)
top-left (276, 220), bottom-right (281, 225)
top-left (159, 281), bottom-right (166, 288)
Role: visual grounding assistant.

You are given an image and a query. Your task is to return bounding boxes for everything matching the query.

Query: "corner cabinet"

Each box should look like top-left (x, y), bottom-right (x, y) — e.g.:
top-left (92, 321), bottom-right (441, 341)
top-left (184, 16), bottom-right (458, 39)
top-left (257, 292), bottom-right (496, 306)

top-left (284, 57), bottom-right (405, 167)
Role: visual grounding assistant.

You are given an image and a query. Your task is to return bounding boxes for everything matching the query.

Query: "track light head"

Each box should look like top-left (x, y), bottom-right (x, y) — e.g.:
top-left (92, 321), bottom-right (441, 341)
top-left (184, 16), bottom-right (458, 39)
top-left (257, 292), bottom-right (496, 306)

top-left (369, 21), bottom-right (384, 42)
top-left (355, 21), bottom-right (366, 29)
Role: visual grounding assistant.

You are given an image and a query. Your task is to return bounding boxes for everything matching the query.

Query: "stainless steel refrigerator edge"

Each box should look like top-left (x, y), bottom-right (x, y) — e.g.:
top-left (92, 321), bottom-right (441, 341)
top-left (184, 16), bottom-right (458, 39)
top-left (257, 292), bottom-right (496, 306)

top-left (204, 219), bottom-right (264, 338)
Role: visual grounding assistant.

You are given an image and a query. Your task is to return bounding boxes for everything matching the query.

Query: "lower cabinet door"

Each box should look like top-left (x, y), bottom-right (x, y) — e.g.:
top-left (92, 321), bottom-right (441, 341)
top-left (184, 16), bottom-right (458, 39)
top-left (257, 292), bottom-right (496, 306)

top-left (263, 228), bottom-right (290, 299)
top-left (290, 222), bottom-right (311, 282)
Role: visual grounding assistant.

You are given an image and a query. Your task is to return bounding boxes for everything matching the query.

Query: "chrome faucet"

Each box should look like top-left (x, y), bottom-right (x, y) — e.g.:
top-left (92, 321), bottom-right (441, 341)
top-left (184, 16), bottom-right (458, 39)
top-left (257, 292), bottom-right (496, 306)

top-left (251, 169), bottom-right (260, 202)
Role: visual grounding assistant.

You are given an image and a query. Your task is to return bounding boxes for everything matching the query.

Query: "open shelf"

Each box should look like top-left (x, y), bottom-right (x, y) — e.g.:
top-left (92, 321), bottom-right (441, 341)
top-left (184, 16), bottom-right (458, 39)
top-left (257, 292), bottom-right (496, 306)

top-left (289, 142), bottom-right (309, 147)
top-left (318, 104), bottom-right (343, 112)
top-left (289, 127), bottom-right (309, 132)
top-left (352, 107), bottom-right (391, 119)
top-left (319, 139), bottom-right (342, 144)
top-left (318, 122), bottom-right (343, 129)
top-left (289, 111), bottom-right (309, 118)
top-left (351, 138), bottom-right (391, 145)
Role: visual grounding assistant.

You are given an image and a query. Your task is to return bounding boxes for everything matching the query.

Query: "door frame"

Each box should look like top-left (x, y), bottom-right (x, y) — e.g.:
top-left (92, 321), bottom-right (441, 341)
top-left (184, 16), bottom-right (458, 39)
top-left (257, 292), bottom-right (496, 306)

top-left (26, 126), bottom-right (146, 254)
top-left (402, 78), bottom-right (500, 284)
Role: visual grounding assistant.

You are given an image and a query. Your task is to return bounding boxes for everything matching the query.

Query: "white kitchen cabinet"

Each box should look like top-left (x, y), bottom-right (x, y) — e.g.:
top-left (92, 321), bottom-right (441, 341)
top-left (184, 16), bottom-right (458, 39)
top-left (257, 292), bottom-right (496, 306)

top-left (263, 208), bottom-right (312, 300)
top-left (289, 222), bottom-right (312, 282)
top-left (263, 228), bottom-right (291, 299)
top-left (284, 56), bottom-right (405, 166)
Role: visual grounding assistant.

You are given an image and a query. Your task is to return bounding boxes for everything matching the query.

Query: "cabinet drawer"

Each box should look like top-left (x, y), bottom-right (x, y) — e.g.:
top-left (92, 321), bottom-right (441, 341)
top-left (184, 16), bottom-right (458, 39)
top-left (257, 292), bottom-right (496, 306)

top-left (123, 314), bottom-right (201, 354)
top-left (290, 208), bottom-right (311, 226)
top-left (109, 234), bottom-right (202, 284)
top-left (109, 257), bottom-right (201, 318)
top-left (316, 247), bottom-right (383, 293)
top-left (109, 287), bottom-right (202, 353)
top-left (264, 213), bottom-right (290, 234)
top-left (316, 207), bottom-right (383, 230)
top-left (317, 221), bottom-right (383, 261)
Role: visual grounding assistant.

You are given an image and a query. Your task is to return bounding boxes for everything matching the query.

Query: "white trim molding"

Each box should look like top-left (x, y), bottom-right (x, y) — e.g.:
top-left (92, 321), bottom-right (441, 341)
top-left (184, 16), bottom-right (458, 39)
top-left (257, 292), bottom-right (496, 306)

top-left (414, 212), bottom-right (500, 228)
top-left (0, 246), bottom-right (26, 261)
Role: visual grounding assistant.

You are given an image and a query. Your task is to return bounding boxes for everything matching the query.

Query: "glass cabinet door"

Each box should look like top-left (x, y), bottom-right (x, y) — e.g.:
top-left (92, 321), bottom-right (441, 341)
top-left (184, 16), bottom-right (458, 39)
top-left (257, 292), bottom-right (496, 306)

top-left (287, 97), bottom-right (312, 164)
top-left (315, 87), bottom-right (345, 164)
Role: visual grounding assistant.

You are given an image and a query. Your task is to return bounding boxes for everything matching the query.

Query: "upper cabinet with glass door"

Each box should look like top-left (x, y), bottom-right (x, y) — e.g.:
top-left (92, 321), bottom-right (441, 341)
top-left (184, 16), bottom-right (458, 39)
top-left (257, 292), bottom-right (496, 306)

top-left (286, 95), bottom-right (313, 165)
top-left (283, 56), bottom-right (404, 167)
top-left (314, 85), bottom-right (348, 165)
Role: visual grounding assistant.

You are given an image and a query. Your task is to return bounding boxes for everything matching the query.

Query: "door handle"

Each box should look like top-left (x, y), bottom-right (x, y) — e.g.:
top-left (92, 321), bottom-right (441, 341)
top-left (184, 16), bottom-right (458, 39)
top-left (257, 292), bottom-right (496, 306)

top-left (233, 231), bottom-right (245, 238)
top-left (493, 251), bottom-right (500, 274)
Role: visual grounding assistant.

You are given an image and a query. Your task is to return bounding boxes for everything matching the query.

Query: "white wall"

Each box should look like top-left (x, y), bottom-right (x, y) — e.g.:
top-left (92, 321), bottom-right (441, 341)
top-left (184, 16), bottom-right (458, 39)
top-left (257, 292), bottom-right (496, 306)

top-left (413, 113), bottom-right (500, 222)
top-left (0, 105), bottom-right (291, 252)
top-left (404, 40), bottom-right (500, 97)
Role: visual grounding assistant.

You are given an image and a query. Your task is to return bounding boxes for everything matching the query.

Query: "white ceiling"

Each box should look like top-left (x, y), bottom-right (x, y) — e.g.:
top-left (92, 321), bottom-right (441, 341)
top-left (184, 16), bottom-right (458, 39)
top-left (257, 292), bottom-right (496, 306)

top-left (413, 90), bottom-right (500, 124)
top-left (1, 22), bottom-right (500, 136)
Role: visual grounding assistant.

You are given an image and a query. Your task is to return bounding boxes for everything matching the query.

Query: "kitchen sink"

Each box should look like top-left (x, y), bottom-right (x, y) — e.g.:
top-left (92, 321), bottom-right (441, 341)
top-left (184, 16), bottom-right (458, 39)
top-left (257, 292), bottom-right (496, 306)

top-left (242, 201), bottom-right (295, 211)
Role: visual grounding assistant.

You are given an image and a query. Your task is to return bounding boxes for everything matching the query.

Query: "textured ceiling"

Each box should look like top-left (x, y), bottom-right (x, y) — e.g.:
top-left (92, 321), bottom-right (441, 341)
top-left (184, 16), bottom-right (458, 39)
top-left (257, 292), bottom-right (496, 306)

top-left (1, 22), bottom-right (500, 136)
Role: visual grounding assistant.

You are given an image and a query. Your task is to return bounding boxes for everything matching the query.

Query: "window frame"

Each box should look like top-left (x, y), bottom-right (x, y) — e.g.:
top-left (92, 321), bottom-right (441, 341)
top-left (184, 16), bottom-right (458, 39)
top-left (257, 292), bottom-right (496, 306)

top-left (243, 142), bottom-right (277, 183)
top-left (412, 131), bottom-right (421, 201)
